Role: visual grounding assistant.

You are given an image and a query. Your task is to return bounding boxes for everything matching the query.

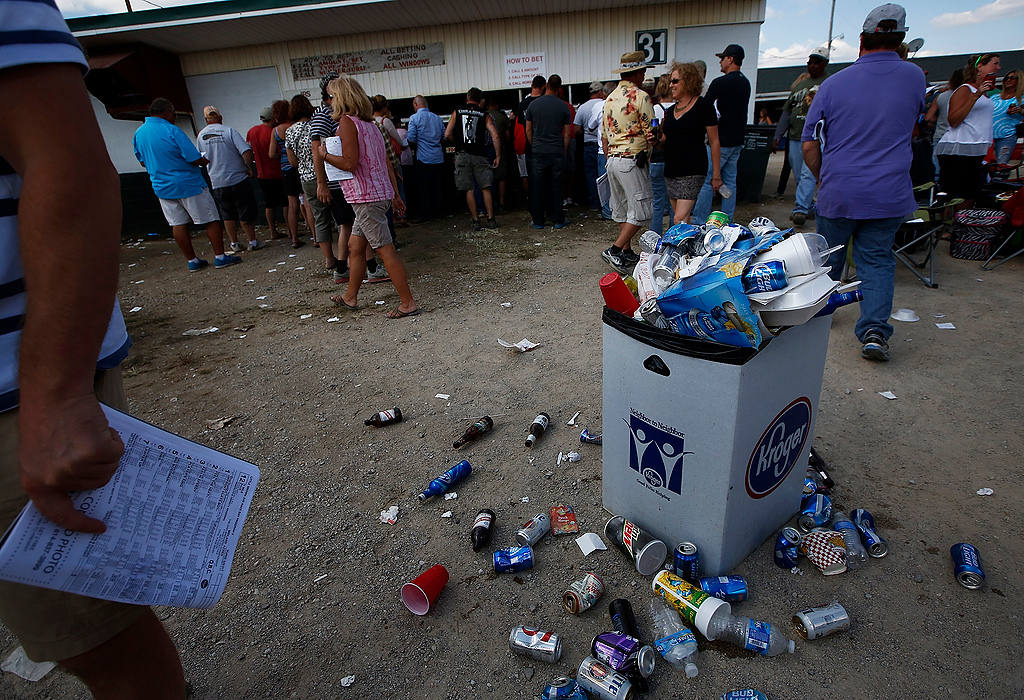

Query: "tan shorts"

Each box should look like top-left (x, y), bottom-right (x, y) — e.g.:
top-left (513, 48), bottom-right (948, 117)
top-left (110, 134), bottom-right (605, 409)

top-left (453, 152), bottom-right (494, 191)
top-left (158, 189), bottom-right (220, 227)
top-left (350, 200), bottom-right (392, 249)
top-left (0, 368), bottom-right (145, 662)
top-left (607, 155), bottom-right (653, 227)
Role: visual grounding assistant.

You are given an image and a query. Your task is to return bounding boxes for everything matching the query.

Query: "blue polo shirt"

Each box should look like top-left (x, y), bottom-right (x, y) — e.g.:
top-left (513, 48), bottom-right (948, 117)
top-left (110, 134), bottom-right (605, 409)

top-left (406, 107), bottom-right (445, 164)
top-left (133, 117), bottom-right (208, 199)
top-left (802, 51), bottom-right (925, 220)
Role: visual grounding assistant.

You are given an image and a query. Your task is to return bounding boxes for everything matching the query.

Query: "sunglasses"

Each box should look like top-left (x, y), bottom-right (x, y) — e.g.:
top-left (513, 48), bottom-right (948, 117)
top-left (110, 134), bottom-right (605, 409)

top-left (670, 78), bottom-right (680, 84)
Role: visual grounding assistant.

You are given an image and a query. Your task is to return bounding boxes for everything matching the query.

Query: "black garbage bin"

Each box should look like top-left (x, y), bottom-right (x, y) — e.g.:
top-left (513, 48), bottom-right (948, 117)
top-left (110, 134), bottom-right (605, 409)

top-left (737, 125), bottom-right (775, 203)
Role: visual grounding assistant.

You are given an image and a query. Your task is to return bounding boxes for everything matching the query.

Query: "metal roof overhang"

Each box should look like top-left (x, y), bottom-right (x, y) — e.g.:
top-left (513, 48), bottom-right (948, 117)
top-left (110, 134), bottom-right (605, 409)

top-left (70, 0), bottom-right (684, 54)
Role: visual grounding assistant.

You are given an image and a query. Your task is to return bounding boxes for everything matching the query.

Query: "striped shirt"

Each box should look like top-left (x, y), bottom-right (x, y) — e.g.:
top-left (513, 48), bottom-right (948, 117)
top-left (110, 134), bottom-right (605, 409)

top-left (0, 0), bottom-right (130, 411)
top-left (309, 104), bottom-right (342, 191)
top-left (339, 116), bottom-right (394, 204)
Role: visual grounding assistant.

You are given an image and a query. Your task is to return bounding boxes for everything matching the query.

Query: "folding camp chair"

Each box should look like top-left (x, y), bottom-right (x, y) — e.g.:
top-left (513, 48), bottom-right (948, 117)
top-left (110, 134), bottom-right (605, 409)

top-left (893, 182), bottom-right (962, 288)
top-left (981, 185), bottom-right (1024, 271)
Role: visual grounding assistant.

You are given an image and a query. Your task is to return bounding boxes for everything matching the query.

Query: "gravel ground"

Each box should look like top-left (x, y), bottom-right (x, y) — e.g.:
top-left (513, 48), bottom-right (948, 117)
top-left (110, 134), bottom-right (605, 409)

top-left (2, 153), bottom-right (1022, 699)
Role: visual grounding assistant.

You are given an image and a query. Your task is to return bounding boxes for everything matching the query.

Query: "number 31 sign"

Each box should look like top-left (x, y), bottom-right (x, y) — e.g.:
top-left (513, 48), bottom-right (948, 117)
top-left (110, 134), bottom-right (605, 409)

top-left (636, 29), bottom-right (668, 65)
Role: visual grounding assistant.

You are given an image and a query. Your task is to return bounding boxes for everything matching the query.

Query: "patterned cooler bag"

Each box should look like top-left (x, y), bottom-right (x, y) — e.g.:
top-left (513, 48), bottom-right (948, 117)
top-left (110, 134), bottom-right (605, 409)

top-left (950, 209), bottom-right (1006, 260)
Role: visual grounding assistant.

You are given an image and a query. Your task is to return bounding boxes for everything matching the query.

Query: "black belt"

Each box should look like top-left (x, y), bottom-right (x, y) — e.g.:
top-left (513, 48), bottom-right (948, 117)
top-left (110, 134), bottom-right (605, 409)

top-left (609, 153), bottom-right (639, 159)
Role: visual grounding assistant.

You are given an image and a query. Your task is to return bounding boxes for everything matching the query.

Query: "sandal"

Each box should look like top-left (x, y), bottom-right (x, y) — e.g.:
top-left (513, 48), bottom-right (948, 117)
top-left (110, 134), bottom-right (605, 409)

top-left (292, 240), bottom-right (306, 249)
top-left (385, 307), bottom-right (421, 319)
top-left (330, 295), bottom-right (358, 310)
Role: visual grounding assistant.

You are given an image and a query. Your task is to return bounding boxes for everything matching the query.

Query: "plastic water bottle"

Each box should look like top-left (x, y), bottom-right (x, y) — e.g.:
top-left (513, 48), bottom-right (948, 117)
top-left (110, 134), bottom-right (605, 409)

top-left (638, 230), bottom-right (661, 254)
top-left (832, 510), bottom-right (869, 570)
top-left (647, 597), bottom-right (699, 677)
top-left (718, 183), bottom-right (733, 199)
top-left (703, 612), bottom-right (795, 657)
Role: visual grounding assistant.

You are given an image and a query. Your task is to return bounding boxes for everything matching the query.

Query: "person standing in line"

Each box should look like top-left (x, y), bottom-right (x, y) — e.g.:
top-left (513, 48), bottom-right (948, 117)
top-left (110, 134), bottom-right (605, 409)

top-left (803, 3), bottom-right (925, 363)
top-left (269, 99), bottom-right (304, 248)
top-left (0, 2), bottom-right (185, 694)
top-left (588, 82), bottom-right (618, 220)
top-left (775, 48), bottom-right (829, 226)
top-left (924, 69), bottom-right (964, 180)
top-left (406, 95), bottom-right (446, 222)
top-left (574, 81), bottom-right (606, 213)
top-left (246, 107), bottom-right (285, 239)
top-left (648, 75), bottom-right (674, 235)
top-left (693, 43), bottom-right (750, 224)
top-left (525, 74), bottom-right (572, 229)
top-left (445, 87), bottom-right (502, 230)
top-left (487, 94), bottom-right (511, 210)
top-left (197, 105), bottom-right (264, 252)
top-left (133, 99), bottom-right (241, 272)
top-left (284, 94), bottom-right (318, 242)
top-left (600, 51), bottom-right (656, 274)
top-left (320, 76), bottom-right (419, 319)
top-left (371, 95), bottom-right (408, 225)
top-left (514, 76), bottom-right (547, 199)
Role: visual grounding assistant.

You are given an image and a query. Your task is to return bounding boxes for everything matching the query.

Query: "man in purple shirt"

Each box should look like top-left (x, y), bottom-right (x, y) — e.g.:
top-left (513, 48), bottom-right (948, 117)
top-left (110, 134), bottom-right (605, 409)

top-left (802, 3), bottom-right (925, 362)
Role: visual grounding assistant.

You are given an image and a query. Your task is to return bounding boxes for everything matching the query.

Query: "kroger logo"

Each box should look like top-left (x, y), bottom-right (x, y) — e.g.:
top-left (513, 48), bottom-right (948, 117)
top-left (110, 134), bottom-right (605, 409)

top-left (746, 398), bottom-right (812, 499)
top-left (627, 412), bottom-right (689, 495)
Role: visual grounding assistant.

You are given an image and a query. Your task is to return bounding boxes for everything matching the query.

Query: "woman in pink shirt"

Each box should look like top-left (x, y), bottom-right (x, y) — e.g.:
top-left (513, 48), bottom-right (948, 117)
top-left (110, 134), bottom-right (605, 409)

top-left (320, 76), bottom-right (419, 318)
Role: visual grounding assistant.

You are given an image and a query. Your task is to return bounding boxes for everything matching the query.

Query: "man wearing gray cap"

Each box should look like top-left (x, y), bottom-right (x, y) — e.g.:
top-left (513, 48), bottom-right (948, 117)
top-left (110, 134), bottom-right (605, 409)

top-left (774, 46), bottom-right (830, 226)
top-left (802, 3), bottom-right (925, 362)
top-left (574, 80), bottom-right (606, 211)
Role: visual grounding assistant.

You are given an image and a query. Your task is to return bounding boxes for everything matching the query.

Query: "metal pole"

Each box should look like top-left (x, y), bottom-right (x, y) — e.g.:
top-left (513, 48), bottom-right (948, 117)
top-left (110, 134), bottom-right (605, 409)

top-left (125, 0), bottom-right (133, 11)
top-left (827, 0), bottom-right (836, 53)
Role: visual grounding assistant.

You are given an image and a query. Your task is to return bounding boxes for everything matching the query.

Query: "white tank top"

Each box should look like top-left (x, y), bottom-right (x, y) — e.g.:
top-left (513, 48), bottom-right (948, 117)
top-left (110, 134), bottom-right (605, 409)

top-left (936, 84), bottom-right (994, 157)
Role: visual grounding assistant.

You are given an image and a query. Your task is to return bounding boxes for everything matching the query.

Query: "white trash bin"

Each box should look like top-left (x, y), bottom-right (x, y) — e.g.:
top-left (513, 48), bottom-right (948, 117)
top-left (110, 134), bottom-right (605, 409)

top-left (602, 309), bottom-right (832, 577)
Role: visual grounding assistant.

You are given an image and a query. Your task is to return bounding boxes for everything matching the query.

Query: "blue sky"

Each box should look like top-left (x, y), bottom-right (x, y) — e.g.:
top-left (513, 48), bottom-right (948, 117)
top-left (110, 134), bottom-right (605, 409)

top-left (58, 0), bottom-right (1024, 68)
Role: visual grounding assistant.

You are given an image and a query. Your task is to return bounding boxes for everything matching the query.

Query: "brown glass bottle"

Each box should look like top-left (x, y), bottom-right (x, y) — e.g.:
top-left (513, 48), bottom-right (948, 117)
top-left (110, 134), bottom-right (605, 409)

top-left (453, 416), bottom-right (493, 448)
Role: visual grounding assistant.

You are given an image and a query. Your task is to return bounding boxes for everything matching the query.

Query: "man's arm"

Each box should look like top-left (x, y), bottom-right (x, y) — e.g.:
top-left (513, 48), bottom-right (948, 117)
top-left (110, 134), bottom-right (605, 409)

top-left (443, 111), bottom-right (456, 141)
top-left (802, 140), bottom-right (822, 179)
top-left (310, 117), bottom-right (333, 204)
top-left (525, 119), bottom-right (534, 145)
top-left (0, 63), bottom-right (125, 533)
top-left (562, 123), bottom-right (571, 153)
top-left (486, 115), bottom-right (502, 166)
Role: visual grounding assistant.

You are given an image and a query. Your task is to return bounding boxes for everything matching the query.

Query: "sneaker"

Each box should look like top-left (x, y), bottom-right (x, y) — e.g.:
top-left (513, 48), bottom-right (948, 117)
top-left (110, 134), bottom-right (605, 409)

top-left (334, 264), bottom-right (350, 283)
top-left (365, 265), bottom-right (391, 284)
top-left (531, 223), bottom-right (546, 229)
top-left (214, 254), bottom-right (242, 269)
top-left (861, 331), bottom-right (890, 362)
top-left (188, 259), bottom-right (209, 273)
top-left (601, 247), bottom-right (631, 275)
top-left (792, 212), bottom-right (807, 226)
top-left (620, 248), bottom-right (641, 267)
top-left (248, 239), bottom-right (265, 251)
top-left (229, 242), bottom-right (244, 253)
top-left (553, 219), bottom-right (570, 229)
top-left (485, 218), bottom-right (498, 229)
top-left (472, 219), bottom-right (482, 231)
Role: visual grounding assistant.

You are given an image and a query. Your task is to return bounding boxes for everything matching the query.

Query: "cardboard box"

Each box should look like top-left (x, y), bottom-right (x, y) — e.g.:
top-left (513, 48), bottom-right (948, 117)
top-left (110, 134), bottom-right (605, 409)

top-left (602, 312), bottom-right (831, 576)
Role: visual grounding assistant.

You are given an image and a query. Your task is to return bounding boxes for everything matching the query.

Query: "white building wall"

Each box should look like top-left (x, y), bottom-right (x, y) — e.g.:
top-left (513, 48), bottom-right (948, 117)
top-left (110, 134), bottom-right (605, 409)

top-left (177, 0), bottom-right (765, 100)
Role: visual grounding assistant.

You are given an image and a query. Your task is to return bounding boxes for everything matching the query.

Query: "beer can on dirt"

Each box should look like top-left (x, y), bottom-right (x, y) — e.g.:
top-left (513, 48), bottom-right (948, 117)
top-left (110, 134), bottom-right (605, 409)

top-left (509, 626), bottom-right (562, 663)
top-left (851, 509), bottom-right (888, 558)
top-left (542, 677), bottom-right (588, 700)
top-left (774, 527), bottom-right (803, 568)
top-left (674, 542), bottom-right (700, 582)
top-left (605, 516), bottom-right (668, 576)
top-left (591, 632), bottom-right (656, 679)
top-left (706, 211), bottom-right (730, 229)
top-left (576, 656), bottom-right (635, 700)
top-left (792, 601), bottom-right (851, 639)
top-left (699, 575), bottom-right (748, 602)
top-left (721, 690), bottom-right (768, 700)
top-left (515, 513), bottom-right (551, 546)
top-left (562, 572), bottom-right (605, 614)
top-left (493, 545), bottom-right (534, 574)
top-left (951, 543), bottom-right (985, 589)
top-left (798, 494), bottom-right (833, 532)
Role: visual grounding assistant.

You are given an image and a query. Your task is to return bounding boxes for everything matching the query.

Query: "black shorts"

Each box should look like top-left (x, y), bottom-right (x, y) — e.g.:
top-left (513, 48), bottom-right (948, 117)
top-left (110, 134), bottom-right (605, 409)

top-left (282, 168), bottom-right (302, 198)
top-left (937, 154), bottom-right (984, 201)
top-left (257, 177), bottom-right (285, 208)
top-left (212, 180), bottom-right (258, 223)
top-left (329, 187), bottom-right (356, 226)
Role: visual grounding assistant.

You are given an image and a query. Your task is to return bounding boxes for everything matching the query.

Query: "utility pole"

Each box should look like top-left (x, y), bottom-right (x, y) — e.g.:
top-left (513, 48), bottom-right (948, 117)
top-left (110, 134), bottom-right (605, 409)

top-left (827, 0), bottom-right (836, 53)
top-left (125, 0), bottom-right (133, 11)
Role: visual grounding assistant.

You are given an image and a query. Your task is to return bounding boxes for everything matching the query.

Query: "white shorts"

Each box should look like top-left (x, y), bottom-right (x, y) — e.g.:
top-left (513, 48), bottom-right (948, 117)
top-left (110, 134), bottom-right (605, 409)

top-left (159, 189), bottom-right (220, 227)
top-left (517, 154), bottom-right (528, 178)
top-left (607, 156), bottom-right (653, 227)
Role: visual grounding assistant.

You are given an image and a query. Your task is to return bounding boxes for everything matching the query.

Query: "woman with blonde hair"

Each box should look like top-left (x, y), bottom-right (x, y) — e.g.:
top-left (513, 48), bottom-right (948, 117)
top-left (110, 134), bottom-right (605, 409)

top-left (935, 53), bottom-right (1000, 206)
top-left (660, 61), bottom-right (720, 224)
top-left (319, 76), bottom-right (419, 318)
top-left (992, 69), bottom-right (1023, 164)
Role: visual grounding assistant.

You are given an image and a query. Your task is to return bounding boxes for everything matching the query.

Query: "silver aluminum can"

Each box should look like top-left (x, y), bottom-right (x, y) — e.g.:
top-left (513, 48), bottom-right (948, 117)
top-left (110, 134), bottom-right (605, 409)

top-left (562, 572), bottom-right (605, 614)
top-left (515, 513), bottom-right (551, 546)
top-left (792, 601), bottom-right (851, 640)
top-left (508, 625), bottom-right (561, 663)
top-left (576, 656), bottom-right (635, 700)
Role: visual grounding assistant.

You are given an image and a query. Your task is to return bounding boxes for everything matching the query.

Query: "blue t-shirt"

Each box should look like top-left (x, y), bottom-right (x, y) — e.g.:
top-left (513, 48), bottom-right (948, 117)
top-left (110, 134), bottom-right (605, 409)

top-left (0, 0), bottom-right (130, 412)
top-left (802, 52), bottom-right (925, 220)
top-left (133, 117), bottom-right (208, 199)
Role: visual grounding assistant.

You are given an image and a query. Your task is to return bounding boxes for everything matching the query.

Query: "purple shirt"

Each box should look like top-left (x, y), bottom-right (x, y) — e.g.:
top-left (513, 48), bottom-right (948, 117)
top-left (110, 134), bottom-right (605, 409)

top-left (802, 51), bottom-right (925, 220)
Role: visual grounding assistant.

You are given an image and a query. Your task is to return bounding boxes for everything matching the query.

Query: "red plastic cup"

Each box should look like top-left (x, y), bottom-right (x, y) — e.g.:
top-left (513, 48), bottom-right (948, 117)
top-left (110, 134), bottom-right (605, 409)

top-left (401, 564), bottom-right (449, 615)
top-left (600, 272), bottom-right (640, 315)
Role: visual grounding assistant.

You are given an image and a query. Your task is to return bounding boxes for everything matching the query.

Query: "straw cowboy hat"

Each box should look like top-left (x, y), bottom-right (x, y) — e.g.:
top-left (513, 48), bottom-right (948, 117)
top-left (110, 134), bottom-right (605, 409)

top-left (612, 51), bottom-right (649, 74)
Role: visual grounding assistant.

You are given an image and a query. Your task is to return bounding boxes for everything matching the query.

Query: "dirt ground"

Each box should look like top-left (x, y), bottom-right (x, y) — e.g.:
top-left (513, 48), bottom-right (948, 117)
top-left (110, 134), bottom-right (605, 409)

top-left (2, 152), bottom-right (1023, 699)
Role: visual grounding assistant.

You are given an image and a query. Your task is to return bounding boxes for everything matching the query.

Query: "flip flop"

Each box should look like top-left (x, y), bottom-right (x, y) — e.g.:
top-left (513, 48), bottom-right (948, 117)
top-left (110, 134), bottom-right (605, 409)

top-left (385, 307), bottom-right (421, 319)
top-left (292, 240), bottom-right (306, 249)
top-left (330, 295), bottom-right (358, 310)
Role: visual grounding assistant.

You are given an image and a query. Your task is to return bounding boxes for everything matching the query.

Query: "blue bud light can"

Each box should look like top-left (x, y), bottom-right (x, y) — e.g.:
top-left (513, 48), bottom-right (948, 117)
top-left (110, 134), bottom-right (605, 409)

top-left (698, 575), bottom-right (748, 602)
top-left (542, 677), bottom-right (588, 700)
top-left (950, 543), bottom-right (984, 589)
top-left (493, 545), bottom-right (534, 574)
top-left (774, 527), bottom-right (802, 568)
top-left (741, 260), bottom-right (788, 294)
top-left (721, 690), bottom-right (768, 700)
top-left (850, 508), bottom-right (888, 557)
top-left (798, 494), bottom-right (832, 532)
top-left (674, 542), bottom-right (699, 582)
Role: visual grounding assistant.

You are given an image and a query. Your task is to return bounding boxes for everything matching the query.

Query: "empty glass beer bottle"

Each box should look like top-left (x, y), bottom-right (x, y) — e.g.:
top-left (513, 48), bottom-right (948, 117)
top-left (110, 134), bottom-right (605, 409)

top-left (525, 413), bottom-right (550, 447)
top-left (453, 416), bottom-right (494, 448)
top-left (471, 509), bottom-right (496, 551)
top-left (365, 407), bottom-right (402, 427)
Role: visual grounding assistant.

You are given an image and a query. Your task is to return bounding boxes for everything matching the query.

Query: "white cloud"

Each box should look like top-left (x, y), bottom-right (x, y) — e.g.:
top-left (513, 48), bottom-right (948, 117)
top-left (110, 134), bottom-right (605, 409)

top-left (765, 6), bottom-right (779, 20)
top-left (930, 0), bottom-right (1024, 28)
top-left (758, 39), bottom-right (856, 68)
